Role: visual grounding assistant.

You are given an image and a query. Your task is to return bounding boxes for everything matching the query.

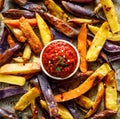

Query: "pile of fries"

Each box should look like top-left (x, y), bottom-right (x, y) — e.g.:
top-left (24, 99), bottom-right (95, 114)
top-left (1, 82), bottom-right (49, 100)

top-left (0, 0), bottom-right (120, 118)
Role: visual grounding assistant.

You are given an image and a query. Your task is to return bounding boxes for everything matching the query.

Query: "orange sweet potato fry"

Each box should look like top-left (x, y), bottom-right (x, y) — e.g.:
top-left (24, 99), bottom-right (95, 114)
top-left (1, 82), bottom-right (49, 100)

top-left (87, 39), bottom-right (92, 46)
top-left (77, 24), bottom-right (87, 72)
top-left (19, 17), bottom-right (43, 53)
top-left (4, 18), bottom-right (37, 28)
top-left (55, 63), bottom-right (111, 102)
top-left (7, 35), bottom-right (15, 47)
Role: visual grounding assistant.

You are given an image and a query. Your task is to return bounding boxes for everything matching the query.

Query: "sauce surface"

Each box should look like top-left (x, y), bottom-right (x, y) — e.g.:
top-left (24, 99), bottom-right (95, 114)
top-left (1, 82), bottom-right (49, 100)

top-left (42, 41), bottom-right (78, 78)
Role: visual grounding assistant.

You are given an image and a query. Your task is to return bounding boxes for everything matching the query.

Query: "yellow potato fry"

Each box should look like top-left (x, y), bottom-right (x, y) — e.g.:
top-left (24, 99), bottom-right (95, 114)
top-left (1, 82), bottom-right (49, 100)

top-left (85, 82), bottom-right (104, 118)
top-left (36, 13), bottom-right (53, 45)
top-left (75, 95), bottom-right (94, 109)
top-left (0, 74), bottom-right (25, 86)
top-left (68, 18), bottom-right (100, 24)
top-left (44, 0), bottom-right (69, 22)
top-left (100, 0), bottom-right (120, 33)
top-left (28, 86), bottom-right (38, 119)
top-left (31, 55), bottom-right (40, 63)
top-left (104, 70), bottom-right (118, 112)
top-left (0, 62), bottom-right (41, 75)
top-left (88, 25), bottom-right (120, 41)
top-left (86, 22), bottom-right (109, 62)
top-left (13, 57), bottom-right (24, 63)
top-left (40, 100), bottom-right (74, 119)
top-left (15, 87), bottom-right (41, 111)
top-left (22, 44), bottom-right (32, 62)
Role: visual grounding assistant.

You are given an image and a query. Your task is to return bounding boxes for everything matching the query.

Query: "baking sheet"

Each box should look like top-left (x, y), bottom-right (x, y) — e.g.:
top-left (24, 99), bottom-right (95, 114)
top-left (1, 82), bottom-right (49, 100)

top-left (0, 0), bottom-right (120, 119)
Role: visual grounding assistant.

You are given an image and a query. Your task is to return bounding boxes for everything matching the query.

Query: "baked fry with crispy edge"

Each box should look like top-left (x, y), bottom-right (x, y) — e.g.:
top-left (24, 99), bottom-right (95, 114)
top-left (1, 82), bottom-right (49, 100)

top-left (55, 63), bottom-right (111, 102)
top-left (104, 70), bottom-right (118, 112)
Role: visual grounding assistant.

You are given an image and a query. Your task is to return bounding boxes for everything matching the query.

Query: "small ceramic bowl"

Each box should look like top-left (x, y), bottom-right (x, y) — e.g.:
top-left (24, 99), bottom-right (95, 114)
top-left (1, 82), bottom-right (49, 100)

top-left (40, 39), bottom-right (80, 80)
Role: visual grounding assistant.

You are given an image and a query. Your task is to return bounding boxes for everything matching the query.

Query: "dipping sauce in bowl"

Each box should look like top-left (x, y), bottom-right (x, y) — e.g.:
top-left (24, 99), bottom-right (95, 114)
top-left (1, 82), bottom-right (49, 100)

top-left (40, 40), bottom-right (80, 80)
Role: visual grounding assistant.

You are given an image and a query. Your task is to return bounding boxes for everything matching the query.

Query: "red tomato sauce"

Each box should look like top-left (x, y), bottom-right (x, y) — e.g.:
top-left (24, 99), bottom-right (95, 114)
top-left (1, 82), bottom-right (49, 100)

top-left (42, 41), bottom-right (78, 78)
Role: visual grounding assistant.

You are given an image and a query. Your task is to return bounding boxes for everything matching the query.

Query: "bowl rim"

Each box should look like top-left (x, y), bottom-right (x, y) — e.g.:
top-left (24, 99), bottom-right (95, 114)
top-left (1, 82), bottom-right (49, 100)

top-left (40, 39), bottom-right (80, 80)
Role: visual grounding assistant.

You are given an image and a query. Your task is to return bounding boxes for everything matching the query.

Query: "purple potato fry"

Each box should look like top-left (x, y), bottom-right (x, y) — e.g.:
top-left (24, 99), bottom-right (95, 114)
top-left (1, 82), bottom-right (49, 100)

top-left (0, 27), bottom-right (9, 53)
top-left (0, 86), bottom-right (26, 100)
top-left (104, 41), bottom-right (120, 53)
top-left (2, 9), bottom-right (35, 19)
top-left (0, 43), bottom-right (21, 66)
top-left (62, 1), bottom-right (105, 20)
top-left (37, 73), bottom-right (58, 117)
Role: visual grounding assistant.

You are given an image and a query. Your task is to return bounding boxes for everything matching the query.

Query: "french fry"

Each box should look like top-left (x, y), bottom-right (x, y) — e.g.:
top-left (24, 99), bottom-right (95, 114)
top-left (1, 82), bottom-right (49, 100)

top-left (86, 22), bottom-right (109, 62)
top-left (88, 24), bottom-right (99, 34)
top-left (40, 11), bottom-right (79, 38)
top-left (29, 86), bottom-right (38, 119)
top-left (87, 39), bottom-right (92, 46)
top-left (0, 74), bottom-right (25, 86)
top-left (44, 0), bottom-right (69, 22)
top-left (68, 18), bottom-right (100, 24)
top-left (104, 70), bottom-right (118, 112)
top-left (100, 0), bottom-right (120, 33)
top-left (22, 44), bottom-right (32, 62)
top-left (36, 13), bottom-right (53, 45)
top-left (13, 57), bottom-right (24, 63)
top-left (19, 17), bottom-right (43, 53)
top-left (4, 18), bottom-right (37, 28)
top-left (7, 25), bottom-right (26, 42)
top-left (7, 35), bottom-right (15, 47)
top-left (87, 39), bottom-right (109, 63)
top-left (55, 63), bottom-right (111, 102)
top-left (15, 87), bottom-right (41, 111)
top-left (0, 44), bottom-right (22, 67)
top-left (77, 24), bottom-right (87, 72)
top-left (85, 82), bottom-right (104, 118)
top-left (40, 100), bottom-right (74, 119)
top-left (88, 25), bottom-right (120, 41)
top-left (37, 74), bottom-right (58, 117)
top-left (0, 62), bottom-right (41, 75)
top-left (75, 95), bottom-right (94, 109)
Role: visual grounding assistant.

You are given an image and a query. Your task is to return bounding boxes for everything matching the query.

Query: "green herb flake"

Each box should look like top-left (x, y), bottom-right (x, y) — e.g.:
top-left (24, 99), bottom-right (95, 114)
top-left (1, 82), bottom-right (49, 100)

top-left (56, 67), bottom-right (61, 72)
top-left (59, 56), bottom-right (67, 66)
